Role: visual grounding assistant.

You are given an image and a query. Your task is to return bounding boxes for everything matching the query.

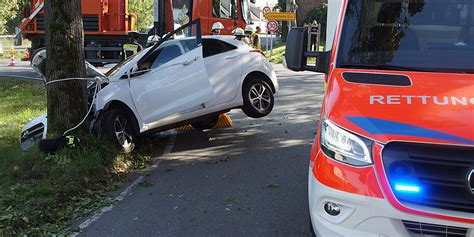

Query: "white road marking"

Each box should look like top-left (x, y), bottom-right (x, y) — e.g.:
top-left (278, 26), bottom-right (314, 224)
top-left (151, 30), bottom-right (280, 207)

top-left (71, 131), bottom-right (177, 236)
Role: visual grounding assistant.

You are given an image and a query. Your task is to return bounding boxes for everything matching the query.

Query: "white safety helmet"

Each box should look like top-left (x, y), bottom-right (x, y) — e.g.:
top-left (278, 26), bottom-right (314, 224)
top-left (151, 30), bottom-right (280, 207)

top-left (245, 25), bottom-right (254, 33)
top-left (212, 22), bottom-right (225, 30)
top-left (233, 28), bottom-right (245, 36)
top-left (147, 35), bottom-right (161, 46)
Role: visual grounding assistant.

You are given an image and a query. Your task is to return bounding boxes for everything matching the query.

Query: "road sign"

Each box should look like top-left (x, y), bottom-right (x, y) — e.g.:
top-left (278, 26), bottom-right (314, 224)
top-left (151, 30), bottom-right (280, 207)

top-left (262, 6), bottom-right (271, 15)
top-left (266, 20), bottom-right (279, 33)
top-left (264, 12), bottom-right (296, 21)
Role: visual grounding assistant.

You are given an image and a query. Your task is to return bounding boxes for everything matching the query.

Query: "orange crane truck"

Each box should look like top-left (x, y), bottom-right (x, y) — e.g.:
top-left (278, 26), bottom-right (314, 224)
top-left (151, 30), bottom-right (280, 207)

top-left (18, 0), bottom-right (139, 65)
top-left (17, 0), bottom-right (253, 65)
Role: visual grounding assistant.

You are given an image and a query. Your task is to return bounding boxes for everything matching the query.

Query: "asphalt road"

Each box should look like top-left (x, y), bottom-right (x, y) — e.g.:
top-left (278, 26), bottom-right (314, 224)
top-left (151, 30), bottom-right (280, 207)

top-left (0, 59), bottom-right (114, 80)
top-left (73, 64), bottom-right (325, 236)
top-left (0, 59), bottom-right (42, 80)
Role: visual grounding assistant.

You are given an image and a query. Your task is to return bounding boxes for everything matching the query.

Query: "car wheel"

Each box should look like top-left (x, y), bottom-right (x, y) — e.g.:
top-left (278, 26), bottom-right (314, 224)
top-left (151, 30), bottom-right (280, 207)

top-left (102, 109), bottom-right (135, 153)
top-left (242, 78), bottom-right (274, 118)
top-left (191, 114), bottom-right (220, 130)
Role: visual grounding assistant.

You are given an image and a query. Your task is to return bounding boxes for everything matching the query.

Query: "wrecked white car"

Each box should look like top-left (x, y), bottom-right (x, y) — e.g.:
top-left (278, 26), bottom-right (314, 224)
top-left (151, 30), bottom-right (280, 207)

top-left (21, 20), bottom-right (278, 152)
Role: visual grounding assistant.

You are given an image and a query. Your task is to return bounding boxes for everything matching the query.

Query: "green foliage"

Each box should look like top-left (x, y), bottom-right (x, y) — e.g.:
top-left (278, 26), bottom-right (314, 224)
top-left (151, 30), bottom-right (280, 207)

top-left (128, 0), bottom-right (154, 31)
top-left (304, 4), bottom-right (328, 41)
top-left (0, 78), bottom-right (46, 145)
top-left (0, 0), bottom-right (27, 35)
top-left (264, 43), bottom-right (286, 64)
top-left (0, 78), bottom-right (154, 235)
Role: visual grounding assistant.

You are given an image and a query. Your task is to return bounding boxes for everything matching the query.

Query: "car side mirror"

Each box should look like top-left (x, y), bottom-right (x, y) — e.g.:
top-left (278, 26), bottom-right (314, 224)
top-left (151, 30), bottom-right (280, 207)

top-left (285, 27), bottom-right (331, 74)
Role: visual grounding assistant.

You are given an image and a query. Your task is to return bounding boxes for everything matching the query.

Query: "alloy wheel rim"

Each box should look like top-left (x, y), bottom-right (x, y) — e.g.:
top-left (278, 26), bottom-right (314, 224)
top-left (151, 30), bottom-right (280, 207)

top-left (114, 115), bottom-right (132, 147)
top-left (249, 83), bottom-right (271, 111)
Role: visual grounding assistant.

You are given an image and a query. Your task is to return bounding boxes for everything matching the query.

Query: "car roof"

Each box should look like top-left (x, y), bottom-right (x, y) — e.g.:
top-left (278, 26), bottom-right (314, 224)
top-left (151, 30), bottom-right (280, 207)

top-left (202, 35), bottom-right (251, 48)
top-left (160, 35), bottom-right (251, 50)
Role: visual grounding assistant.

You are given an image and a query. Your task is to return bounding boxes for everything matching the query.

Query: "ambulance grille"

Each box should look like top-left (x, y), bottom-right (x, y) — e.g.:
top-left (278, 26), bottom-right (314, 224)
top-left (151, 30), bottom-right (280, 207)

top-left (402, 220), bottom-right (467, 237)
top-left (382, 142), bottom-right (474, 214)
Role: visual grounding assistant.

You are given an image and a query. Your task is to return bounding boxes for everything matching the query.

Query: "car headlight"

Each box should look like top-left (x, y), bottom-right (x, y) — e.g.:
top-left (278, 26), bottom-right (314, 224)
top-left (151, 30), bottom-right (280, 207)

top-left (320, 118), bottom-right (373, 166)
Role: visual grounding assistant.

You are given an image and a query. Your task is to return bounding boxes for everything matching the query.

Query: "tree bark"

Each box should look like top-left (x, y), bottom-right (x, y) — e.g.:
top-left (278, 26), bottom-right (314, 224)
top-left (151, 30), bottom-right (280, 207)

top-left (44, 0), bottom-right (87, 135)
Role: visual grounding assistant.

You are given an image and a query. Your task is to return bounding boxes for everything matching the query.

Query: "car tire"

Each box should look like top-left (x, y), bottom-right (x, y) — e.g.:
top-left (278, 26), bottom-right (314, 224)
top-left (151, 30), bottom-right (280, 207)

top-left (191, 114), bottom-right (220, 130)
top-left (242, 78), bottom-right (274, 118)
top-left (101, 109), bottom-right (136, 153)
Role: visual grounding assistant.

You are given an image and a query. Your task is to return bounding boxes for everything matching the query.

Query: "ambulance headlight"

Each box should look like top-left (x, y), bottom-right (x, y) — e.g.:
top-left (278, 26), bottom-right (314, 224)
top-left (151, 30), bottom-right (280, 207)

top-left (320, 119), bottom-right (372, 166)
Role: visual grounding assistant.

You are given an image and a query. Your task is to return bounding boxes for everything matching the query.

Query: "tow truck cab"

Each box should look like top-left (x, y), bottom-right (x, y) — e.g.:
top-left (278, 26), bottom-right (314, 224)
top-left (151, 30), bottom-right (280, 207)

top-left (285, 0), bottom-right (474, 236)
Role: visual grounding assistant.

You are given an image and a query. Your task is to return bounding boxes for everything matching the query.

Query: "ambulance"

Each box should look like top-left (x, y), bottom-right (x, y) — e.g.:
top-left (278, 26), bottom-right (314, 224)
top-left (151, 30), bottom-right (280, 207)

top-left (285, 0), bottom-right (474, 236)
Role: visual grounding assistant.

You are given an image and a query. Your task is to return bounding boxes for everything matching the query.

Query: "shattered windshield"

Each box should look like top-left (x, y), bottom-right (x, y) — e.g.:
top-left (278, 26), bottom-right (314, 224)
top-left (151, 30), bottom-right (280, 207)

top-left (337, 0), bottom-right (474, 73)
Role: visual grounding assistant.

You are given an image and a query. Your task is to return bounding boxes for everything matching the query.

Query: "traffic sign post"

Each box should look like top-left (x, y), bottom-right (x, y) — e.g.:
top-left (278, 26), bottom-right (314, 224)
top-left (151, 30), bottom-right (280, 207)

top-left (264, 12), bottom-right (296, 21)
top-left (266, 20), bottom-right (279, 56)
top-left (266, 20), bottom-right (279, 33)
top-left (262, 6), bottom-right (271, 15)
top-left (266, 31), bottom-right (269, 52)
top-left (263, 6), bottom-right (271, 53)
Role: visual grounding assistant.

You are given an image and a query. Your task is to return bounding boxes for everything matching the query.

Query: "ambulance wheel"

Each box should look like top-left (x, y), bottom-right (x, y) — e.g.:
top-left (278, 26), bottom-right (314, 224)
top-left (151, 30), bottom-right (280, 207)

top-left (242, 78), bottom-right (274, 118)
top-left (191, 114), bottom-right (220, 130)
top-left (101, 109), bottom-right (136, 153)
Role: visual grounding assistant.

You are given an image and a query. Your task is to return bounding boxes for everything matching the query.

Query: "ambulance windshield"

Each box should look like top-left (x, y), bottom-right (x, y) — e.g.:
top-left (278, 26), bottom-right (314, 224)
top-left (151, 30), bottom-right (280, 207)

top-left (337, 0), bottom-right (474, 73)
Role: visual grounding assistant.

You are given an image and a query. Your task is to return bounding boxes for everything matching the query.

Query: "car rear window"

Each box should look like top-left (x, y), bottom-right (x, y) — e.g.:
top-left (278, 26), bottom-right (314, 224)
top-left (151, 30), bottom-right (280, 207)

top-left (202, 39), bottom-right (237, 58)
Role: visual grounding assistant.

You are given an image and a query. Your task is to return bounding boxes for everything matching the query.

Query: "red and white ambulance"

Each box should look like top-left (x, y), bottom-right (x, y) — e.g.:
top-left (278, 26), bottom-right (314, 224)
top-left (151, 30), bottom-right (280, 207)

top-left (285, 0), bottom-right (474, 236)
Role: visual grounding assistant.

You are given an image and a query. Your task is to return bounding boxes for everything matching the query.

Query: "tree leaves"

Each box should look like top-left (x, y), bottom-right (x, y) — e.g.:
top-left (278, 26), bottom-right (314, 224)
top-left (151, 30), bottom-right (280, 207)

top-left (0, 0), bottom-right (24, 34)
top-left (128, 0), bottom-right (154, 31)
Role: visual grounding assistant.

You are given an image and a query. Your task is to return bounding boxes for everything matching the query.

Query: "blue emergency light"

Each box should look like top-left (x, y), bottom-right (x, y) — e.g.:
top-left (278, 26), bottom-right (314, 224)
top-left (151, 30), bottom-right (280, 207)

top-left (394, 184), bottom-right (420, 193)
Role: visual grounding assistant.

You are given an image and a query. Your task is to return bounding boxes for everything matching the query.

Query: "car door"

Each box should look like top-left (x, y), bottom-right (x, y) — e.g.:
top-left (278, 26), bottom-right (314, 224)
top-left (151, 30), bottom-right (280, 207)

top-left (128, 21), bottom-right (215, 124)
top-left (202, 38), bottom-right (242, 107)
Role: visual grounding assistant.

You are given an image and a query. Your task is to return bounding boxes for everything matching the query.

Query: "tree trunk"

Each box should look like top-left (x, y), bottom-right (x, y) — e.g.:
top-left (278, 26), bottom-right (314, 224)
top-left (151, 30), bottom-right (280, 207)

top-left (44, 0), bottom-right (87, 135)
top-left (277, 0), bottom-right (289, 42)
top-left (281, 21), bottom-right (288, 42)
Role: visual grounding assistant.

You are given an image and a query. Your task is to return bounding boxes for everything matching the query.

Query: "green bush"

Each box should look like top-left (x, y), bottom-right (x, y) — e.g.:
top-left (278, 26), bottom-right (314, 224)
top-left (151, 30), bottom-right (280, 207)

top-left (0, 1), bottom-right (25, 35)
top-left (304, 4), bottom-right (328, 42)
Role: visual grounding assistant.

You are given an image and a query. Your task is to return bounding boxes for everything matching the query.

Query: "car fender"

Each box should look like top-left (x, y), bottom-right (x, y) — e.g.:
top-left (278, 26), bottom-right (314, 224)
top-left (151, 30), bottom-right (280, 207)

top-left (95, 80), bottom-right (146, 132)
top-left (238, 54), bottom-right (279, 100)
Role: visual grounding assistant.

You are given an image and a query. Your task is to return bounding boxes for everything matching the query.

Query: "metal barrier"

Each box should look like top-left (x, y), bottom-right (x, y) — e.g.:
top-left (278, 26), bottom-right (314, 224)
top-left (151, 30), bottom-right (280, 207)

top-left (0, 35), bottom-right (30, 54)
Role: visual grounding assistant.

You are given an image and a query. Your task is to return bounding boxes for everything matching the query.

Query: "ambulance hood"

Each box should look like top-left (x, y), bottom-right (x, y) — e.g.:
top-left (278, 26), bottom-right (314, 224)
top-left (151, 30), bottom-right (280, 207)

top-left (325, 70), bottom-right (474, 146)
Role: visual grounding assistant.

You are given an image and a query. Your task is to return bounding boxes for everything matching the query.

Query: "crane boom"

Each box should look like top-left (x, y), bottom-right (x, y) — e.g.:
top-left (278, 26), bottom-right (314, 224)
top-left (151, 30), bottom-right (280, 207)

top-left (18, 0), bottom-right (44, 32)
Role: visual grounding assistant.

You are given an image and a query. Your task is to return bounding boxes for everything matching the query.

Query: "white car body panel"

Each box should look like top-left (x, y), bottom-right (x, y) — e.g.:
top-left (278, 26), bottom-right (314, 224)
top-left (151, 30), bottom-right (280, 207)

top-left (203, 44), bottom-right (242, 107)
top-left (21, 32), bottom-right (278, 149)
top-left (129, 45), bottom-right (215, 124)
top-left (94, 80), bottom-right (144, 127)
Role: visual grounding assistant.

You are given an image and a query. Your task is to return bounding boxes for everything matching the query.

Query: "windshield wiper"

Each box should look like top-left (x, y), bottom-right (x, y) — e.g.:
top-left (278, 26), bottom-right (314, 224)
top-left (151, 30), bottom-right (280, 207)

top-left (339, 63), bottom-right (422, 72)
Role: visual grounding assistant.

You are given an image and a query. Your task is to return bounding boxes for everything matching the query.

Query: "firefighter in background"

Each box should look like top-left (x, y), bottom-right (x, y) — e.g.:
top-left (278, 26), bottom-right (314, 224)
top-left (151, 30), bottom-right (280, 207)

top-left (244, 25), bottom-right (254, 45)
top-left (251, 26), bottom-right (262, 49)
top-left (211, 22), bottom-right (225, 35)
top-left (122, 32), bottom-right (143, 60)
top-left (233, 28), bottom-right (246, 42)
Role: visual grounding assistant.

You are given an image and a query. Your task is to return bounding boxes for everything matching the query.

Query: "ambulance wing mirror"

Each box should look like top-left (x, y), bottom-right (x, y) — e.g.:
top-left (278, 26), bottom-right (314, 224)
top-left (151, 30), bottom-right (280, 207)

top-left (285, 27), bottom-right (306, 71)
top-left (284, 27), bottom-right (330, 74)
top-left (305, 51), bottom-right (330, 74)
